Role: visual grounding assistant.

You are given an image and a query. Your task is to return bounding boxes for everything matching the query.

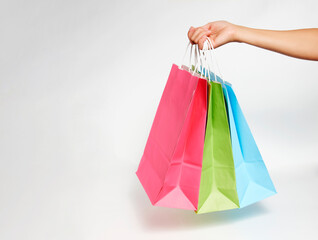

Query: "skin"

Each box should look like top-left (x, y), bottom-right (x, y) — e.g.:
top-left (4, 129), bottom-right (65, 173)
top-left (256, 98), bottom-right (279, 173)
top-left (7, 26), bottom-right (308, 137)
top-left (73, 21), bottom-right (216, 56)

top-left (188, 21), bottom-right (318, 61)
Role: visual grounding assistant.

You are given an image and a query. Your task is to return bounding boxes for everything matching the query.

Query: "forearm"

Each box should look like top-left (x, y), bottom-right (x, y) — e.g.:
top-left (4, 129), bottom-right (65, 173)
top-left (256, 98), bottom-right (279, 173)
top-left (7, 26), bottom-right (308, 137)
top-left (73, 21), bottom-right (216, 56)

top-left (234, 26), bottom-right (318, 60)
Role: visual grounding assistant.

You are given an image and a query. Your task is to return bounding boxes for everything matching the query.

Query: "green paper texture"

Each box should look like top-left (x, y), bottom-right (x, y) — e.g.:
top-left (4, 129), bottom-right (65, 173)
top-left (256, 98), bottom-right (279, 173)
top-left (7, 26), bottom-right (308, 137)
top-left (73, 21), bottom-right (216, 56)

top-left (196, 81), bottom-right (240, 214)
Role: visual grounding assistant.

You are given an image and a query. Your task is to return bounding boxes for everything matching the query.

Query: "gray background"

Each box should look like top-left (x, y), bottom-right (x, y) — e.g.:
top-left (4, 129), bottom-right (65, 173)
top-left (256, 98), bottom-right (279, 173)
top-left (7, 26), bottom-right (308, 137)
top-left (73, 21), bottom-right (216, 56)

top-left (0, 0), bottom-right (318, 239)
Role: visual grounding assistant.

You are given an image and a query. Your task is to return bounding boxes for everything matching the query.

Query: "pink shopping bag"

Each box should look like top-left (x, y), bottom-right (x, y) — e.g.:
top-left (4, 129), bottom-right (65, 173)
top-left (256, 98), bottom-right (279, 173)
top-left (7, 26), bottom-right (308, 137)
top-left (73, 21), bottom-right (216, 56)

top-left (136, 64), bottom-right (207, 210)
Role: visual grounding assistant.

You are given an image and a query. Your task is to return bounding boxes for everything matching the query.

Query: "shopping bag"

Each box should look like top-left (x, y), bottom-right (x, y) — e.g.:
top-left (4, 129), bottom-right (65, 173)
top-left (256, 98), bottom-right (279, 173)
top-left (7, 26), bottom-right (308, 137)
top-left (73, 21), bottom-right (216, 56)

top-left (207, 71), bottom-right (277, 208)
top-left (136, 64), bottom-right (208, 210)
top-left (196, 81), bottom-right (240, 214)
top-left (224, 82), bottom-right (277, 207)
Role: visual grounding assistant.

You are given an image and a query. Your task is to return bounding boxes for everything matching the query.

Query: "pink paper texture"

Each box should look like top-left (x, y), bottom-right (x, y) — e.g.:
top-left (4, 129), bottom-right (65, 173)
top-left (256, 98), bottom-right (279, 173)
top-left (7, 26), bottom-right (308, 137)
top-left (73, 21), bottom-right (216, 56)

top-left (136, 64), bottom-right (207, 210)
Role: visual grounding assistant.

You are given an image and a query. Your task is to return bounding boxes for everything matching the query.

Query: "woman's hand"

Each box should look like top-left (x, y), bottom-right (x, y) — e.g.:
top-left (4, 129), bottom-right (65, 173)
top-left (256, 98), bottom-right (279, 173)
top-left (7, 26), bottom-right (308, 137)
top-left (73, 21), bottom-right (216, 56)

top-left (188, 21), bottom-right (318, 60)
top-left (188, 21), bottom-right (238, 49)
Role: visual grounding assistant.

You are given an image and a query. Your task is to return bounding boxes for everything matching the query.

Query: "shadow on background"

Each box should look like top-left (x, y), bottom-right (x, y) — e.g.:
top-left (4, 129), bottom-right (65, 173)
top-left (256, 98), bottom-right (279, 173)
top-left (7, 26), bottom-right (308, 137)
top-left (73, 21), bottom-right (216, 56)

top-left (130, 175), bottom-right (270, 231)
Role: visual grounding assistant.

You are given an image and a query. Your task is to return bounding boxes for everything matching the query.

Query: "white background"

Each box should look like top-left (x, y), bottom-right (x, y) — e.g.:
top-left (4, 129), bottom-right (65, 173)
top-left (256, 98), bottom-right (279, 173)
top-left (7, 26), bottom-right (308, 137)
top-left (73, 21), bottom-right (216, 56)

top-left (0, 0), bottom-right (318, 239)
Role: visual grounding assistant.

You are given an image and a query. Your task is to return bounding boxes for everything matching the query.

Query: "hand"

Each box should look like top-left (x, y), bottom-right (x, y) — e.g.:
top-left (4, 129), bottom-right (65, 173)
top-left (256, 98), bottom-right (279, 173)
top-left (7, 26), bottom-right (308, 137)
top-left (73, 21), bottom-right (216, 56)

top-left (188, 21), bottom-right (237, 49)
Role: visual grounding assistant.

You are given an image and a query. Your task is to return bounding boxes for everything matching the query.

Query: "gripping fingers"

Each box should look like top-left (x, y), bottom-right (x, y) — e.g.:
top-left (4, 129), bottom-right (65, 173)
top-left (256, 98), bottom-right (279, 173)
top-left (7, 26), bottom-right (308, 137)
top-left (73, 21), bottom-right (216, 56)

top-left (198, 36), bottom-right (208, 50)
top-left (189, 27), bottom-right (211, 45)
top-left (188, 27), bottom-right (195, 44)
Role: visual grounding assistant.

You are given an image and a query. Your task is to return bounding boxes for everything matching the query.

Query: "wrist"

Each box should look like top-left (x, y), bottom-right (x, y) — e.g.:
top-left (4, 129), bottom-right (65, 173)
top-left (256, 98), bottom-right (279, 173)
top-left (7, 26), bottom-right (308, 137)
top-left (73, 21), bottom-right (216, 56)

top-left (232, 24), bottom-right (243, 42)
top-left (233, 25), bottom-right (242, 42)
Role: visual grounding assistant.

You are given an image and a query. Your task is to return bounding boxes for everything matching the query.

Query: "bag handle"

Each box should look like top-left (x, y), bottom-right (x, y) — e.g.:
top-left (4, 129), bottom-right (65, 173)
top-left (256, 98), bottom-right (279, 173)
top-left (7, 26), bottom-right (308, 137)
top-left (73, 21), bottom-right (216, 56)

top-left (180, 42), bottom-right (191, 69)
top-left (194, 44), bottom-right (210, 79)
top-left (181, 42), bottom-right (212, 81)
top-left (204, 38), bottom-right (223, 81)
top-left (181, 41), bottom-right (224, 82)
top-left (200, 44), bottom-right (212, 81)
top-left (200, 42), bottom-right (214, 81)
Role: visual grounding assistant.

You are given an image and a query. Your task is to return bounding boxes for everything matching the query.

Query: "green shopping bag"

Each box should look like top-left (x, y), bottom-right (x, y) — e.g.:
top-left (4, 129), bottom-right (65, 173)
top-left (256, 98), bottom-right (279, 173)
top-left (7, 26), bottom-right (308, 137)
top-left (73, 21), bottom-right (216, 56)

top-left (196, 81), bottom-right (240, 214)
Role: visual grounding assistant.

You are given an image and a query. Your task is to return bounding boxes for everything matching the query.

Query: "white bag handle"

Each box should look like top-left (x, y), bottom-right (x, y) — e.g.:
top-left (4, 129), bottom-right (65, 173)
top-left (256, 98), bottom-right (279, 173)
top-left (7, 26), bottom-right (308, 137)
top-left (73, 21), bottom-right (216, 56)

top-left (180, 43), bottom-right (198, 75)
top-left (202, 45), bottom-right (212, 80)
top-left (195, 44), bottom-right (213, 80)
top-left (181, 41), bottom-right (217, 82)
top-left (180, 42), bottom-right (191, 69)
top-left (204, 38), bottom-right (223, 81)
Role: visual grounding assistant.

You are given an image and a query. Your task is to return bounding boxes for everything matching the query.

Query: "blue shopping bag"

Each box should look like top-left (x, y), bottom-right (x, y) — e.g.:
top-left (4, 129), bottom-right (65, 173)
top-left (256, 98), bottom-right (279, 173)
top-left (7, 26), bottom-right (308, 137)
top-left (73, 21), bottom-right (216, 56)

top-left (206, 71), bottom-right (277, 208)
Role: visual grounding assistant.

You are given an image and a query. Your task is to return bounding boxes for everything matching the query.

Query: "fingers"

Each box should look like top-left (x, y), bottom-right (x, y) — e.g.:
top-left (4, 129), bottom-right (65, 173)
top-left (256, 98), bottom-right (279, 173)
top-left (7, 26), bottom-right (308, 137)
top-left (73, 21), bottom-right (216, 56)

top-left (191, 28), bottom-right (211, 44)
top-left (198, 36), bottom-right (218, 50)
top-left (202, 23), bottom-right (212, 30)
top-left (188, 26), bottom-right (211, 49)
top-left (188, 27), bottom-right (195, 44)
top-left (198, 36), bottom-right (207, 50)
